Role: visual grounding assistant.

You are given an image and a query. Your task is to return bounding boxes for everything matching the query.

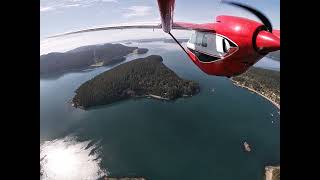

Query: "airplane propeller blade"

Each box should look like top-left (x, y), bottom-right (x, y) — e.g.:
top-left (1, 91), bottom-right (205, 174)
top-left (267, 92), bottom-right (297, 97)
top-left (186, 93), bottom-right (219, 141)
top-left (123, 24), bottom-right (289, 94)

top-left (221, 0), bottom-right (273, 32)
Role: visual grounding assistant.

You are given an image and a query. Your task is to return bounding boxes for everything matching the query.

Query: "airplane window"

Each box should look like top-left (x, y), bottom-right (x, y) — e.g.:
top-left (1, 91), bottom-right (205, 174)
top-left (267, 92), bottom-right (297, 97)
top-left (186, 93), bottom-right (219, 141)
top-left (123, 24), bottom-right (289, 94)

top-left (202, 34), bottom-right (208, 47)
top-left (222, 39), bottom-right (230, 52)
top-left (190, 33), bottom-right (196, 44)
top-left (216, 35), bottom-right (224, 54)
top-left (195, 32), bottom-right (203, 46)
top-left (228, 39), bottom-right (237, 47)
top-left (187, 48), bottom-right (220, 62)
top-left (186, 31), bottom-right (238, 63)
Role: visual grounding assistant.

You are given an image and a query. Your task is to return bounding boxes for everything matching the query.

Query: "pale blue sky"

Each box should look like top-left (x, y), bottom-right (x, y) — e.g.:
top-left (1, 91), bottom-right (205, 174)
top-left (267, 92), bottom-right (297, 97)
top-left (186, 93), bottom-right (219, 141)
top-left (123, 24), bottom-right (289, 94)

top-left (40, 0), bottom-right (279, 54)
top-left (40, 0), bottom-right (279, 38)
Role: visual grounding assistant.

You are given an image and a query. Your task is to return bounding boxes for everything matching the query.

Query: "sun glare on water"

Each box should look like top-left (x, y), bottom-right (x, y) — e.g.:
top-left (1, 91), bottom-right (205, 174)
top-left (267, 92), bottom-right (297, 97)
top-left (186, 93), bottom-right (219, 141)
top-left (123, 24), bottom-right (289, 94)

top-left (40, 136), bottom-right (107, 180)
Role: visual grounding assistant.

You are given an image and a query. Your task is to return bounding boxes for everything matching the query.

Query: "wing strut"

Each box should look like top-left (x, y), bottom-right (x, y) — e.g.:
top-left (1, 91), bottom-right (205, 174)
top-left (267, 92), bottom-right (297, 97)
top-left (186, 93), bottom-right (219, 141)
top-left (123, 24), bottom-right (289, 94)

top-left (168, 32), bottom-right (192, 59)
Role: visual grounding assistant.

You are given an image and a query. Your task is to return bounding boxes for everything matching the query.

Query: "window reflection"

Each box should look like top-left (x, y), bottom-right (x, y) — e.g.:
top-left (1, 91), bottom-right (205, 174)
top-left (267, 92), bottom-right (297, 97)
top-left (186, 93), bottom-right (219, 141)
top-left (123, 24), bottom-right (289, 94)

top-left (187, 31), bottom-right (237, 63)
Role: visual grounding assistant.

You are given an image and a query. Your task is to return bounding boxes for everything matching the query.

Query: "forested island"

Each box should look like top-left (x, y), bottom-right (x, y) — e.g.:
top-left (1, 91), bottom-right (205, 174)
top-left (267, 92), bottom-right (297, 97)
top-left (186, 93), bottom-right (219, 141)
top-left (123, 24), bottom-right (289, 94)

top-left (231, 67), bottom-right (280, 108)
top-left (40, 43), bottom-right (148, 74)
top-left (72, 55), bottom-right (200, 109)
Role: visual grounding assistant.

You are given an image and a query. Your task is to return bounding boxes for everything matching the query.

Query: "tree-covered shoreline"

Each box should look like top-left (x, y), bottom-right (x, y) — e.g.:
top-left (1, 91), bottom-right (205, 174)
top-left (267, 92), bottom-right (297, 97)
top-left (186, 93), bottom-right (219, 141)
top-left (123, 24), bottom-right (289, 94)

top-left (231, 67), bottom-right (280, 108)
top-left (40, 43), bottom-right (148, 74)
top-left (72, 55), bottom-right (200, 109)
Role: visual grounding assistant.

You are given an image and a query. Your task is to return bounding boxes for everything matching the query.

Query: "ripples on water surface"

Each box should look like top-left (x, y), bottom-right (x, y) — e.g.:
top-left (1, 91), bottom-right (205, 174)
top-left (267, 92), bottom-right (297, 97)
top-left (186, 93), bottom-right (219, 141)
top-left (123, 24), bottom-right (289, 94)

top-left (40, 41), bottom-right (280, 180)
top-left (40, 135), bottom-right (107, 180)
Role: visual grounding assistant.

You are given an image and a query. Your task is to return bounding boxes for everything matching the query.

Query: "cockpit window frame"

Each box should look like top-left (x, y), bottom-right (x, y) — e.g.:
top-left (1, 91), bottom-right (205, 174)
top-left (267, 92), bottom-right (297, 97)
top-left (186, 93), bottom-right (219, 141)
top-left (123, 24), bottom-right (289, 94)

top-left (187, 31), bottom-right (239, 63)
top-left (202, 34), bottom-right (208, 47)
top-left (195, 32), bottom-right (203, 46)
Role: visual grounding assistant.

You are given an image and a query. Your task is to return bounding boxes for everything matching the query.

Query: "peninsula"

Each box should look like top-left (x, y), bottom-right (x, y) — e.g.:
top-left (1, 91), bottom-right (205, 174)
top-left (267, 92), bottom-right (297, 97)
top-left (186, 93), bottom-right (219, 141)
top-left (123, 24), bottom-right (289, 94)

top-left (72, 55), bottom-right (200, 109)
top-left (231, 67), bottom-right (280, 109)
top-left (40, 43), bottom-right (148, 74)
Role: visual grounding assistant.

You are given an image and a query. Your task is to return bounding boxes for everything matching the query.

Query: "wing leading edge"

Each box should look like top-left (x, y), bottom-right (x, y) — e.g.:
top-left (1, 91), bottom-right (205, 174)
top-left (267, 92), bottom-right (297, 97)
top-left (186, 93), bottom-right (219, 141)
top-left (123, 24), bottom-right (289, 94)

top-left (47, 24), bottom-right (162, 38)
top-left (157, 0), bottom-right (175, 33)
top-left (47, 22), bottom-right (213, 39)
top-left (47, 0), bottom-right (215, 38)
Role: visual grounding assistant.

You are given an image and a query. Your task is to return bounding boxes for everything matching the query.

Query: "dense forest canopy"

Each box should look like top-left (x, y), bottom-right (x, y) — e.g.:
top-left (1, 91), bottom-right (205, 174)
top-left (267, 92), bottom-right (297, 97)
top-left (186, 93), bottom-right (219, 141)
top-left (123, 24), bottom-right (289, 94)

top-left (73, 55), bottom-right (200, 109)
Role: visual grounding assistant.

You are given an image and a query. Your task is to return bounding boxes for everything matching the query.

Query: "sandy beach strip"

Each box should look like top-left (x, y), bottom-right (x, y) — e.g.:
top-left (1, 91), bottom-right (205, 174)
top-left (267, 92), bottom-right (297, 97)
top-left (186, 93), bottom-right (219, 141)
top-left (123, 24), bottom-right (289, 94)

top-left (231, 80), bottom-right (280, 110)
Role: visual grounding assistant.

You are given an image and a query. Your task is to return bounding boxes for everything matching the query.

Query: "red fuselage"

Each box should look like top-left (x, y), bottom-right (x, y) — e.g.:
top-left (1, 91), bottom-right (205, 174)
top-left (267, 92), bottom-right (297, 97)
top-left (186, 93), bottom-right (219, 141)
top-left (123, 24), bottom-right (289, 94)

top-left (185, 15), bottom-right (277, 77)
top-left (157, 0), bottom-right (280, 77)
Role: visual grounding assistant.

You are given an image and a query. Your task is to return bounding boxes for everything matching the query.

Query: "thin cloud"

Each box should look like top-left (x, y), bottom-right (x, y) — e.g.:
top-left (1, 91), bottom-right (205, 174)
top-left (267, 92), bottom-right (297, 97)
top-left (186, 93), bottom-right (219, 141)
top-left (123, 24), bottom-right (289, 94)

top-left (123, 6), bottom-right (152, 18)
top-left (40, 0), bottom-right (118, 12)
top-left (40, 6), bottom-right (55, 12)
top-left (63, 4), bottom-right (81, 8)
top-left (101, 0), bottom-right (118, 2)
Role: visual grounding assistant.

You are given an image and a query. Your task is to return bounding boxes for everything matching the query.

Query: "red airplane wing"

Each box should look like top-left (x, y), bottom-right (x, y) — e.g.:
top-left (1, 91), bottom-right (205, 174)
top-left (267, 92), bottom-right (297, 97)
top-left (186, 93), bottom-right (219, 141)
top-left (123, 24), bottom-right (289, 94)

top-left (47, 22), bottom-right (216, 39)
top-left (173, 22), bottom-right (215, 32)
top-left (46, 23), bottom-right (196, 39)
top-left (48, 0), bottom-right (215, 38)
top-left (157, 0), bottom-right (214, 32)
top-left (47, 24), bottom-right (162, 38)
top-left (49, 0), bottom-right (177, 38)
top-left (157, 0), bottom-right (175, 33)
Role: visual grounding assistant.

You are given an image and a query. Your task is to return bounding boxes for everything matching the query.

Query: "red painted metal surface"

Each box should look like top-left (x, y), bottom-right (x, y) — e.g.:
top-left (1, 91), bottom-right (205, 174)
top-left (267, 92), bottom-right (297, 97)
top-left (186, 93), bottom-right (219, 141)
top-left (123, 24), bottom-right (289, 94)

top-left (176, 16), bottom-right (280, 77)
top-left (157, 0), bottom-right (175, 33)
top-left (256, 30), bottom-right (280, 54)
top-left (157, 3), bottom-right (280, 77)
top-left (173, 22), bottom-right (215, 32)
top-left (49, 0), bottom-right (281, 77)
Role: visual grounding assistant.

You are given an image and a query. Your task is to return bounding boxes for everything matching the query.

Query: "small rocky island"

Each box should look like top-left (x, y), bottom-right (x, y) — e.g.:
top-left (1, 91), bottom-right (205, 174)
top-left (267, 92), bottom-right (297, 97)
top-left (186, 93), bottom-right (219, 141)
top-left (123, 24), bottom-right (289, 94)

top-left (40, 43), bottom-right (148, 74)
top-left (243, 141), bottom-right (251, 152)
top-left (72, 55), bottom-right (200, 109)
top-left (231, 67), bottom-right (280, 109)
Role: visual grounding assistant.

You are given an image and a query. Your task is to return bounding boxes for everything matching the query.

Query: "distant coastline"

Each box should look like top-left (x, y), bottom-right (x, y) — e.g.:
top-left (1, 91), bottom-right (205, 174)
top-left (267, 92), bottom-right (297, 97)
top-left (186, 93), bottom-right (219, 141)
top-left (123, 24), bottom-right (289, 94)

top-left (40, 43), bottom-right (148, 75)
top-left (230, 67), bottom-right (280, 110)
top-left (231, 79), bottom-right (280, 109)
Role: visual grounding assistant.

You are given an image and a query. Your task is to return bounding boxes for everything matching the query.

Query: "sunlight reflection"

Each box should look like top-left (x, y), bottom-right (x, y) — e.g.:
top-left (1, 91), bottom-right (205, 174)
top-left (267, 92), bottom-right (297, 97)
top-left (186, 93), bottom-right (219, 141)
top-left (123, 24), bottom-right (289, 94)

top-left (40, 136), bottom-right (107, 180)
